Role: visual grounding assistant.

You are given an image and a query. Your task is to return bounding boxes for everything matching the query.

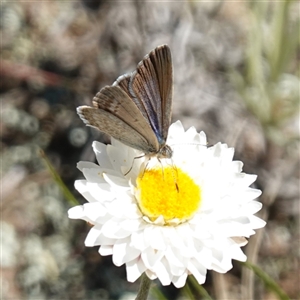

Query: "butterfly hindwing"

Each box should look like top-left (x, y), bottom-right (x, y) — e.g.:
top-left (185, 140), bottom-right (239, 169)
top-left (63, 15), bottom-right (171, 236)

top-left (78, 106), bottom-right (156, 152)
top-left (79, 85), bottom-right (159, 152)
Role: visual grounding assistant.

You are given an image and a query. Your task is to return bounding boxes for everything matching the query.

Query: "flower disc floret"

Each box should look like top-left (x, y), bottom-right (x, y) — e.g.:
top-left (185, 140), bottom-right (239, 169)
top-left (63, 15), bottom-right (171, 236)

top-left (136, 166), bottom-right (201, 223)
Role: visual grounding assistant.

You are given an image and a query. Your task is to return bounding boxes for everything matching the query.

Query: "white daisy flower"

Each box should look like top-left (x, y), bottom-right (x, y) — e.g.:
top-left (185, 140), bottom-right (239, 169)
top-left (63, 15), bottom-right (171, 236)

top-left (68, 120), bottom-right (266, 288)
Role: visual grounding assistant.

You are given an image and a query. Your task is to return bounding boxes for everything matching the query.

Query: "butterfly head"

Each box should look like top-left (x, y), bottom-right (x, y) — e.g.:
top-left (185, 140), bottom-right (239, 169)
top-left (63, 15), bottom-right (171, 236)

top-left (156, 144), bottom-right (173, 159)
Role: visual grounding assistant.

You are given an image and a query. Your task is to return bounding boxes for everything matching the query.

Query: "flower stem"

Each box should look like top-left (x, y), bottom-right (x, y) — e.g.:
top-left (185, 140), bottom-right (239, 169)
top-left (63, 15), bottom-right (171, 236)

top-left (135, 273), bottom-right (152, 300)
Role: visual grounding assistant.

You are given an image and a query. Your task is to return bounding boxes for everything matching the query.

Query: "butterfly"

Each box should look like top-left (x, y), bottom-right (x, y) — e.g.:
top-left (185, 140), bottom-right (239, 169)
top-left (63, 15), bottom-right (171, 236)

top-left (77, 44), bottom-right (173, 160)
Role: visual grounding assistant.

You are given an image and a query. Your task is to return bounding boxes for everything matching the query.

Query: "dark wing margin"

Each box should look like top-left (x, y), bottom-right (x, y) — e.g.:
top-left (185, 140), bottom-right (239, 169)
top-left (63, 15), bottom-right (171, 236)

top-left (113, 74), bottom-right (132, 98)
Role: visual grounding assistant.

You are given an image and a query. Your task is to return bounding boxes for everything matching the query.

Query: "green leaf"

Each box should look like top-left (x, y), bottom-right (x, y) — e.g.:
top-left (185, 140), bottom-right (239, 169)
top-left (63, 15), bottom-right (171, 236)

top-left (188, 276), bottom-right (214, 300)
top-left (241, 261), bottom-right (290, 300)
top-left (40, 149), bottom-right (79, 206)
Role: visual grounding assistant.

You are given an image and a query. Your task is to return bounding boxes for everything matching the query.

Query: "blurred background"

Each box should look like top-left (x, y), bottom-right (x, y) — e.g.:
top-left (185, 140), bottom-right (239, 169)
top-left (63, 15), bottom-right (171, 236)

top-left (1, 1), bottom-right (299, 299)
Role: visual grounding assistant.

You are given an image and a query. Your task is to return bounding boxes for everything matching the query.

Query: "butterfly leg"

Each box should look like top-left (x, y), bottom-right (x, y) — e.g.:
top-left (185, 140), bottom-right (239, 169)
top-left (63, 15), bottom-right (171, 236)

top-left (124, 154), bottom-right (146, 176)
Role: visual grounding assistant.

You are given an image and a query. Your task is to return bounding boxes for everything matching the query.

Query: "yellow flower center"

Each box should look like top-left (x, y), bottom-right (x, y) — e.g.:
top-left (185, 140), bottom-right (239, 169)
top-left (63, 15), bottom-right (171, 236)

top-left (135, 166), bottom-right (201, 224)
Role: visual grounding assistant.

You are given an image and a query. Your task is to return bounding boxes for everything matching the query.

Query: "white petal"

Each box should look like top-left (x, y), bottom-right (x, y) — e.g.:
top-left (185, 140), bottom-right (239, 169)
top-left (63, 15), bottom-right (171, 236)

top-left (77, 161), bottom-right (99, 171)
top-left (241, 173), bottom-right (258, 186)
top-left (248, 215), bottom-right (266, 229)
top-left (198, 131), bottom-right (207, 145)
top-left (168, 120), bottom-right (185, 136)
top-left (107, 197), bottom-right (135, 218)
top-left (85, 225), bottom-right (102, 246)
top-left (92, 141), bottom-right (113, 168)
top-left (131, 231), bottom-right (149, 251)
top-left (99, 245), bottom-right (113, 256)
top-left (87, 182), bottom-right (115, 202)
top-left (230, 161), bottom-right (243, 173)
top-left (107, 144), bottom-right (130, 171)
top-left (154, 258), bottom-right (172, 286)
top-left (126, 258), bottom-right (147, 282)
top-left (141, 248), bottom-right (164, 269)
top-left (194, 245), bottom-right (213, 270)
top-left (176, 225), bottom-right (195, 255)
top-left (145, 269), bottom-right (157, 280)
top-left (187, 259), bottom-right (207, 284)
top-left (211, 247), bottom-right (233, 272)
top-left (230, 244), bottom-right (247, 262)
top-left (185, 126), bottom-right (199, 141)
top-left (68, 206), bottom-right (84, 219)
top-left (113, 240), bottom-right (140, 266)
top-left (144, 226), bottom-right (167, 250)
top-left (83, 202), bottom-right (106, 222)
top-left (242, 188), bottom-right (262, 202)
top-left (74, 180), bottom-right (98, 203)
top-left (172, 272), bottom-right (188, 288)
top-left (118, 218), bottom-right (144, 233)
top-left (231, 237), bottom-right (248, 247)
top-left (221, 147), bottom-right (234, 163)
top-left (162, 226), bottom-right (185, 250)
top-left (93, 233), bottom-right (116, 246)
top-left (83, 167), bottom-right (122, 184)
top-left (240, 201), bottom-right (263, 215)
top-left (165, 246), bottom-right (186, 269)
top-left (103, 173), bottom-right (130, 189)
top-left (82, 168), bottom-right (105, 183)
top-left (211, 263), bottom-right (228, 273)
top-left (101, 219), bottom-right (131, 239)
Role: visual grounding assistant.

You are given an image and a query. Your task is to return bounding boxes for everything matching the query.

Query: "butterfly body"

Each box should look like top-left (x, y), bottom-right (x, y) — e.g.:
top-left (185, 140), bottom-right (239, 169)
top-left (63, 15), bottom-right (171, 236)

top-left (77, 44), bottom-right (173, 159)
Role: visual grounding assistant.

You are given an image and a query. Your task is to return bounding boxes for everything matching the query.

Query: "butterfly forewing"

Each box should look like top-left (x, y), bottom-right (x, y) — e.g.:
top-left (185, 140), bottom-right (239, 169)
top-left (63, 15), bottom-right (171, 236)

top-left (114, 72), bottom-right (153, 130)
top-left (130, 45), bottom-right (173, 145)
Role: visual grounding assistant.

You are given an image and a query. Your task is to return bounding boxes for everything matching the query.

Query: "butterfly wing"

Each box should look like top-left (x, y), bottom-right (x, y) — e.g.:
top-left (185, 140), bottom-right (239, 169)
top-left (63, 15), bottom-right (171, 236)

top-left (78, 45), bottom-right (173, 154)
top-left (78, 85), bottom-right (159, 153)
top-left (129, 44), bottom-right (173, 145)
